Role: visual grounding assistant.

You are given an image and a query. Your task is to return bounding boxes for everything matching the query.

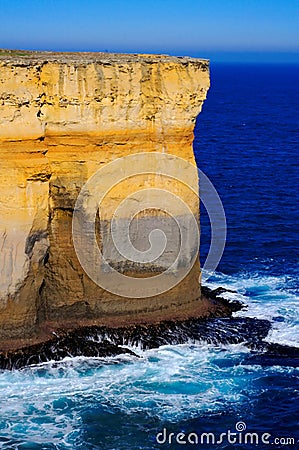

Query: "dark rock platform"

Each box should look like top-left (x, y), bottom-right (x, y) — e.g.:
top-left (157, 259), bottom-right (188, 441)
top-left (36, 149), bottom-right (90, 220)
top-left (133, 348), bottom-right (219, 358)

top-left (1, 286), bottom-right (298, 370)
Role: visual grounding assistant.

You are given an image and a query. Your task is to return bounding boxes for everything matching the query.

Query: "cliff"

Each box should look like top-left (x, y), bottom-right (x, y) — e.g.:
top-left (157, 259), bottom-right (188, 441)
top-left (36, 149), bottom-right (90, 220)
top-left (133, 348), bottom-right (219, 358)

top-left (0, 51), bottom-right (209, 349)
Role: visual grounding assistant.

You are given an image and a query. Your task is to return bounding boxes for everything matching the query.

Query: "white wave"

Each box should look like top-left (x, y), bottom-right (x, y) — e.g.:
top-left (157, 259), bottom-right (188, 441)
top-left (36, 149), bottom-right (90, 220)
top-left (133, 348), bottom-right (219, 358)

top-left (0, 337), bottom-right (297, 447)
top-left (203, 270), bottom-right (299, 347)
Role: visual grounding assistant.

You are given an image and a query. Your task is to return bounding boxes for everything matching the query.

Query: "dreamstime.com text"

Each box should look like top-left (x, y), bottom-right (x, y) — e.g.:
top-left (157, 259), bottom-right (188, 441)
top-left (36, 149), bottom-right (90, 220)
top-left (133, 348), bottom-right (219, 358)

top-left (156, 422), bottom-right (297, 446)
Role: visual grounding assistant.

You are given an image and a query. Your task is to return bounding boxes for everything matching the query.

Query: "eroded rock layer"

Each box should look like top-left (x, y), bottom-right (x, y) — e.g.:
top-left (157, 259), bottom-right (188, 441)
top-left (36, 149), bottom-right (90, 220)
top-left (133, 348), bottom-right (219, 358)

top-left (0, 51), bottom-right (209, 347)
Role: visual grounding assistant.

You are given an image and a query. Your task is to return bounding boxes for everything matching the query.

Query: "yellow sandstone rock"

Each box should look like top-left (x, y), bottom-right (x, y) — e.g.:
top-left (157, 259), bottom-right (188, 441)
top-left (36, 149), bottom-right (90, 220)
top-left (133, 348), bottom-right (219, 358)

top-left (0, 51), bottom-right (209, 347)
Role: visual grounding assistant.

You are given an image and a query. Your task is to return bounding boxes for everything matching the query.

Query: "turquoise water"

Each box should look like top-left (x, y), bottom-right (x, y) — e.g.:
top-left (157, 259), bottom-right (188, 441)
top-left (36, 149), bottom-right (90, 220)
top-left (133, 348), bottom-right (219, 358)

top-left (0, 63), bottom-right (298, 448)
top-left (0, 267), bottom-right (297, 450)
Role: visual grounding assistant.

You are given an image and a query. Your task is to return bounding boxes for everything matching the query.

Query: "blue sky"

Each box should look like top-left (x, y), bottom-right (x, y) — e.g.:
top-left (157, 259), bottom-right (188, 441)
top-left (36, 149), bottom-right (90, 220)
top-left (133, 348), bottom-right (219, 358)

top-left (0, 0), bottom-right (298, 62)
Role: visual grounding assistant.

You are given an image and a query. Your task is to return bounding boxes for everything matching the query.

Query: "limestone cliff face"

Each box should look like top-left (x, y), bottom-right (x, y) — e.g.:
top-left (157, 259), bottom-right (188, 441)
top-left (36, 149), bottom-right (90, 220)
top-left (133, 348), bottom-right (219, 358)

top-left (0, 51), bottom-right (209, 347)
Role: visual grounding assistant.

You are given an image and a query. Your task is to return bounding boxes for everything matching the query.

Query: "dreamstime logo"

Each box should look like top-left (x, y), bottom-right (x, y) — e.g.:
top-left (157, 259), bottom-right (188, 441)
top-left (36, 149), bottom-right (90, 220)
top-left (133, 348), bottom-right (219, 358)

top-left (156, 422), bottom-right (296, 446)
top-left (235, 421), bottom-right (247, 432)
top-left (72, 152), bottom-right (226, 298)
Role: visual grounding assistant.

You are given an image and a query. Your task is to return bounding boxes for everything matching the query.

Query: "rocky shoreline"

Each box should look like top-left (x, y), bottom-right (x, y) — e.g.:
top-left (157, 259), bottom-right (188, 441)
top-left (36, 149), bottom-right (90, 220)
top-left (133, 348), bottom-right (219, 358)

top-left (1, 286), bottom-right (298, 370)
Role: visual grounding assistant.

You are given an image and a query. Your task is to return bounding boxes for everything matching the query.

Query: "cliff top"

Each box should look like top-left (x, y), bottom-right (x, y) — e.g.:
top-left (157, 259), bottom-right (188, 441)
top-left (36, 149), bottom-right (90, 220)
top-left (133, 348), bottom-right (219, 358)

top-left (0, 49), bottom-right (209, 66)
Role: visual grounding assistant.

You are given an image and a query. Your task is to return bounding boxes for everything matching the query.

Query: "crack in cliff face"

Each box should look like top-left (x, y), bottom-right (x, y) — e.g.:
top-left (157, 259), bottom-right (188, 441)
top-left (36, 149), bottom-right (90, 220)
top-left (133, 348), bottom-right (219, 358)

top-left (27, 172), bottom-right (51, 182)
top-left (25, 231), bottom-right (49, 257)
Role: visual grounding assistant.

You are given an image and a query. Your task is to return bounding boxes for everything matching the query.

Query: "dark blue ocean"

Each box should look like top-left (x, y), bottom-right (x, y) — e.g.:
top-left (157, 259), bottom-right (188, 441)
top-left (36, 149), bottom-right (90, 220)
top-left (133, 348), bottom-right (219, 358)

top-left (0, 63), bottom-right (298, 449)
